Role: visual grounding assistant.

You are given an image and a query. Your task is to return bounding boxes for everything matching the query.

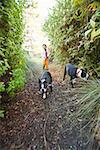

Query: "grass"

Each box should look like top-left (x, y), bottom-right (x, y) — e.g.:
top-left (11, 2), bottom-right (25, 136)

top-left (72, 79), bottom-right (100, 149)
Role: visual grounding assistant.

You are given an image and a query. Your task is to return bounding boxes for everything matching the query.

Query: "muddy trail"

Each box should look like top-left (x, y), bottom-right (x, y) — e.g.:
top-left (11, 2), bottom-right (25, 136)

top-left (0, 63), bottom-right (90, 150)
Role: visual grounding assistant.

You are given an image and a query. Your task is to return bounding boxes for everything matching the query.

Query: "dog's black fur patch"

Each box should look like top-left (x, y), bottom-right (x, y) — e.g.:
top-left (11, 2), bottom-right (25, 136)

top-left (81, 69), bottom-right (87, 78)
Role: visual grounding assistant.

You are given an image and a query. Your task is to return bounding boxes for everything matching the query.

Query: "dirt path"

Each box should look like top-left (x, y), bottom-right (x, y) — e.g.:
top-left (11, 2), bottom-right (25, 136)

top-left (0, 61), bottom-right (90, 150)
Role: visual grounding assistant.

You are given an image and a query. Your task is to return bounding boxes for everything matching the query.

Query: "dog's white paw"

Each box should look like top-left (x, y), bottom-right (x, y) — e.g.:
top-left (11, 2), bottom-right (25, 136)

top-left (38, 91), bottom-right (42, 95)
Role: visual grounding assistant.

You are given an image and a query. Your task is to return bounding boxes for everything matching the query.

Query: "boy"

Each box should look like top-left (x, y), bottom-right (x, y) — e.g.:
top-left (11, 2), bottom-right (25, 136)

top-left (42, 44), bottom-right (48, 70)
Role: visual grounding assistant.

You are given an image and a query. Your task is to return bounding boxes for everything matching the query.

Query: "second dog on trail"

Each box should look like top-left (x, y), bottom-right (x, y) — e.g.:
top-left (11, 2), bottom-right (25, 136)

top-left (63, 63), bottom-right (89, 88)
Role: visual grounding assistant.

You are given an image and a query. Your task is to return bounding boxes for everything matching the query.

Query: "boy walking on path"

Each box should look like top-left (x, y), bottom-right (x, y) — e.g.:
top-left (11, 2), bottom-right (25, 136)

top-left (42, 44), bottom-right (49, 70)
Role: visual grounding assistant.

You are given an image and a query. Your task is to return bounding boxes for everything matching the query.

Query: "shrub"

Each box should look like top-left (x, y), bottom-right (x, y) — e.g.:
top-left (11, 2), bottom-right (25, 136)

top-left (0, 0), bottom-right (25, 99)
top-left (43, 0), bottom-right (100, 70)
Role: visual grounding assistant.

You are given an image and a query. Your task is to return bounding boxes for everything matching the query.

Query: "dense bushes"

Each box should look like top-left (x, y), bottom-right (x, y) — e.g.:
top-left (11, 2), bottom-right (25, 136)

top-left (0, 0), bottom-right (25, 99)
top-left (43, 0), bottom-right (100, 72)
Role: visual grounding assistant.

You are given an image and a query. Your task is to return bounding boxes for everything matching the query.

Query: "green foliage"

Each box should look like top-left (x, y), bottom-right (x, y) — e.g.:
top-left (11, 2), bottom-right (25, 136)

top-left (0, 110), bottom-right (4, 118)
top-left (75, 80), bottom-right (100, 121)
top-left (43, 0), bottom-right (100, 70)
top-left (7, 68), bottom-right (25, 94)
top-left (72, 80), bottom-right (100, 148)
top-left (0, 0), bottom-right (26, 98)
top-left (0, 82), bottom-right (5, 92)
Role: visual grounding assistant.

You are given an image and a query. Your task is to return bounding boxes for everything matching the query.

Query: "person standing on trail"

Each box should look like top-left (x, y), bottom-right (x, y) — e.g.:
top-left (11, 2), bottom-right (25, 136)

top-left (42, 44), bottom-right (49, 70)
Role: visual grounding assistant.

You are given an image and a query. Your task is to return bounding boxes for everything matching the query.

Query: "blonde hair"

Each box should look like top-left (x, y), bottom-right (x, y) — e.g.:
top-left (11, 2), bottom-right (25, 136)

top-left (42, 44), bottom-right (47, 49)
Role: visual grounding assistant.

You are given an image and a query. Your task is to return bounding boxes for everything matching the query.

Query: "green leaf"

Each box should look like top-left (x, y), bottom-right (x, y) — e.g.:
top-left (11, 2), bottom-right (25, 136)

top-left (85, 29), bottom-right (92, 39)
top-left (94, 28), bottom-right (100, 37)
top-left (90, 19), bottom-right (95, 28)
top-left (0, 110), bottom-right (5, 118)
top-left (0, 82), bottom-right (5, 92)
top-left (91, 28), bottom-right (100, 41)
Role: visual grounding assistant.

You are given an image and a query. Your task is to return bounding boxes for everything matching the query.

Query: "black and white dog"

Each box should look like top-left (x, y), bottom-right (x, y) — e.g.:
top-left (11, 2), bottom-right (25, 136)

top-left (39, 71), bottom-right (52, 99)
top-left (63, 63), bottom-right (89, 88)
